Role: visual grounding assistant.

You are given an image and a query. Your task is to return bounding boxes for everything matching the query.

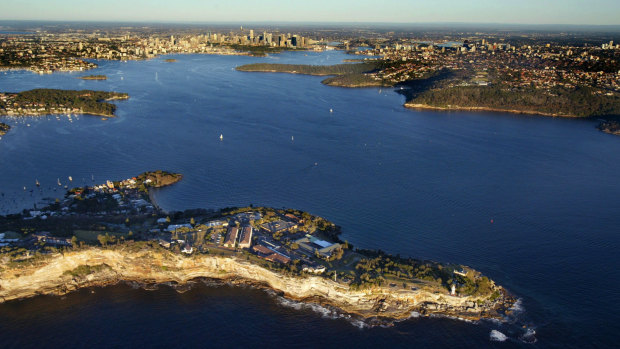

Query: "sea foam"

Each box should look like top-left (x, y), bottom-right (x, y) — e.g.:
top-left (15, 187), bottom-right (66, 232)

top-left (490, 330), bottom-right (508, 342)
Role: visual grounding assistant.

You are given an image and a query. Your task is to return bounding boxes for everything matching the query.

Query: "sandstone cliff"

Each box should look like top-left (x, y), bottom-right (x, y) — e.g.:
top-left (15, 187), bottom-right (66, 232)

top-left (0, 247), bottom-right (510, 321)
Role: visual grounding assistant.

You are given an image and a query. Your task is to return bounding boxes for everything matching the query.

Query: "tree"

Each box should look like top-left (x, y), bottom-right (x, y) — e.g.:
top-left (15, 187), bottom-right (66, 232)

top-left (97, 234), bottom-right (108, 246)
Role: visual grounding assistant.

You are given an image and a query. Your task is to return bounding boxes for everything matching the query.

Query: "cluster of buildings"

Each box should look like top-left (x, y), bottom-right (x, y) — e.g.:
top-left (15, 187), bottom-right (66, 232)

top-left (151, 209), bottom-right (338, 274)
top-left (0, 93), bottom-right (84, 116)
top-left (357, 39), bottom-right (620, 92)
top-left (0, 28), bottom-right (320, 73)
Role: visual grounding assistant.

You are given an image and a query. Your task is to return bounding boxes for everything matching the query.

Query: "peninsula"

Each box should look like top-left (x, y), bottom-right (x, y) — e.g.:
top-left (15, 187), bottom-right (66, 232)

top-left (236, 62), bottom-right (392, 87)
top-left (237, 60), bottom-right (620, 133)
top-left (0, 89), bottom-right (129, 117)
top-left (0, 171), bottom-right (515, 322)
top-left (78, 75), bottom-right (107, 80)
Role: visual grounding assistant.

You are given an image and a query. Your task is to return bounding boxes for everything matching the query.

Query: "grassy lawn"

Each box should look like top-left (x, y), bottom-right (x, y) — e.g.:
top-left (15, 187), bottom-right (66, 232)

top-left (73, 230), bottom-right (129, 243)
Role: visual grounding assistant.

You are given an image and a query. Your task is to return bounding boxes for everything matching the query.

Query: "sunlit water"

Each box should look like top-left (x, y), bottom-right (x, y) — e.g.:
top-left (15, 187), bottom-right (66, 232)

top-left (1, 51), bottom-right (619, 348)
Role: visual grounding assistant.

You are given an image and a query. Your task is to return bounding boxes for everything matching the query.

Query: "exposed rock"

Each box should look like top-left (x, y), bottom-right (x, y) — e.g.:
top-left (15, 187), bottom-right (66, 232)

top-left (0, 248), bottom-right (512, 321)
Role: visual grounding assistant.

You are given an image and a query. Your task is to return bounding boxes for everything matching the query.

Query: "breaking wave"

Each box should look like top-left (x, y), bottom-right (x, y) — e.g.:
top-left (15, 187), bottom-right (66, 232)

top-left (510, 298), bottom-right (525, 315)
top-left (274, 296), bottom-right (369, 329)
top-left (490, 330), bottom-right (507, 342)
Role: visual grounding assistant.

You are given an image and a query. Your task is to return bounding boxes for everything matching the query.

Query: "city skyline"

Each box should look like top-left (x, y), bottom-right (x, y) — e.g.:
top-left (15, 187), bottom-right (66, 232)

top-left (2, 0), bottom-right (620, 26)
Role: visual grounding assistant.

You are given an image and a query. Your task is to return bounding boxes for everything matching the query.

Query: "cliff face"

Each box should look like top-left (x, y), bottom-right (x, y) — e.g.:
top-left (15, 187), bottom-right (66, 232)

top-left (0, 248), bottom-right (508, 321)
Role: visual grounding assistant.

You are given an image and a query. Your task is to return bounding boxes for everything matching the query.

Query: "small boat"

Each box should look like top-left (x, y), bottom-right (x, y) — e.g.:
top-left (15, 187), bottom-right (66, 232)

top-left (57, 178), bottom-right (61, 186)
top-left (36, 179), bottom-right (40, 187)
top-left (23, 186), bottom-right (26, 191)
top-left (291, 136), bottom-right (294, 141)
top-left (220, 134), bottom-right (223, 141)
top-left (68, 176), bottom-right (73, 182)
top-left (329, 108), bottom-right (333, 113)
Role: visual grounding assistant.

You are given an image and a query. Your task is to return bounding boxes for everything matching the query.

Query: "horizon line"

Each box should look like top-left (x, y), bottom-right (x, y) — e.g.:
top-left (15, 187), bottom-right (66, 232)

top-left (1, 19), bottom-right (620, 29)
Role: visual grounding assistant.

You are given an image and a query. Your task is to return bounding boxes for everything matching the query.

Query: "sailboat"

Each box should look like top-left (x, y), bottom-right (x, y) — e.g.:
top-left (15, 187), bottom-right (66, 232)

top-left (57, 178), bottom-right (61, 186)
top-left (35, 179), bottom-right (40, 187)
top-left (220, 134), bottom-right (223, 141)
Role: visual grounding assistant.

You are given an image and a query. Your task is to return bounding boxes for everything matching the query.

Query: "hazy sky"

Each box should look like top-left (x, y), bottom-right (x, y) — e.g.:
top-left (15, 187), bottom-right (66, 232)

top-left (2, 0), bottom-right (620, 25)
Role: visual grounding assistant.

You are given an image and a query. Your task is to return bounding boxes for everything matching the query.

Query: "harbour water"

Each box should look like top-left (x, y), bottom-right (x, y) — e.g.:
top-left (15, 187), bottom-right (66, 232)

top-left (1, 51), bottom-right (619, 348)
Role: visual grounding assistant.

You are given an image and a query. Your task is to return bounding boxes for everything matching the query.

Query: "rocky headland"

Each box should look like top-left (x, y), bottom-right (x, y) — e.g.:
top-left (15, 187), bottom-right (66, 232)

top-left (0, 246), bottom-right (513, 322)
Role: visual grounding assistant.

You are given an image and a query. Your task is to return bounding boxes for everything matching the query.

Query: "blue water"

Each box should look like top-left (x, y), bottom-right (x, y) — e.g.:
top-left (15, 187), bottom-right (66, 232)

top-left (1, 51), bottom-right (619, 348)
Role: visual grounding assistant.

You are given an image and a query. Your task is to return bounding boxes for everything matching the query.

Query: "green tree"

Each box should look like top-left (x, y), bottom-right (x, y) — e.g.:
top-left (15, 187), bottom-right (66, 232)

top-left (97, 234), bottom-right (108, 246)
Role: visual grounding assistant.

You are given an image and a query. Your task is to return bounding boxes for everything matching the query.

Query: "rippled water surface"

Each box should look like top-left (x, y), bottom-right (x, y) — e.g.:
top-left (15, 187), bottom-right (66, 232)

top-left (1, 51), bottom-right (619, 348)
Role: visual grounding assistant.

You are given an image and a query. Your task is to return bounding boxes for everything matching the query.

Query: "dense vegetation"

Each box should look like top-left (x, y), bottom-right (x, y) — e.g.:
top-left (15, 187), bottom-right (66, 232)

top-left (0, 89), bottom-right (128, 116)
top-left (135, 170), bottom-right (183, 189)
top-left (349, 251), bottom-right (496, 296)
top-left (410, 85), bottom-right (620, 117)
top-left (236, 62), bottom-right (379, 76)
top-left (322, 73), bottom-right (390, 87)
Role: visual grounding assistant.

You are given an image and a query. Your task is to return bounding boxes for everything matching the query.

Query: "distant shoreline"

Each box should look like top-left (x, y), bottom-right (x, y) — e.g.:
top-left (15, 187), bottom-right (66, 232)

top-left (404, 103), bottom-right (577, 118)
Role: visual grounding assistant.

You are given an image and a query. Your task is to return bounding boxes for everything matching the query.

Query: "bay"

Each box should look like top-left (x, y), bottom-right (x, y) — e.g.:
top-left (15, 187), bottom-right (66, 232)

top-left (1, 50), bottom-right (619, 348)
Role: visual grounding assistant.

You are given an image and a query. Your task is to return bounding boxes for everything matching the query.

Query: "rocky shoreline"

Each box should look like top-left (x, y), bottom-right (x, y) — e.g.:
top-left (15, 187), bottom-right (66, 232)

top-left (0, 122), bottom-right (9, 136)
top-left (597, 120), bottom-right (620, 135)
top-left (0, 247), bottom-right (514, 322)
top-left (404, 102), bottom-right (575, 118)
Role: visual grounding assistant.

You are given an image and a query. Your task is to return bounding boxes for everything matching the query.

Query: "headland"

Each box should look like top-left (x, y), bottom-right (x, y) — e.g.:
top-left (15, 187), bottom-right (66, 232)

top-left (0, 89), bottom-right (129, 118)
top-left (0, 171), bottom-right (515, 322)
top-left (78, 75), bottom-right (107, 80)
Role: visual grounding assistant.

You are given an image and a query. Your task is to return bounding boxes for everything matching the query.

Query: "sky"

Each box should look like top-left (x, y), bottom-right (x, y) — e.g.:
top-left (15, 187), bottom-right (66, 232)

top-left (2, 0), bottom-right (620, 26)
